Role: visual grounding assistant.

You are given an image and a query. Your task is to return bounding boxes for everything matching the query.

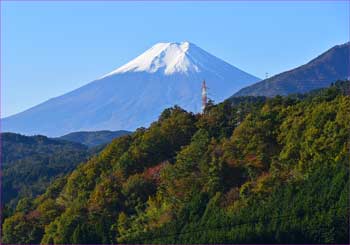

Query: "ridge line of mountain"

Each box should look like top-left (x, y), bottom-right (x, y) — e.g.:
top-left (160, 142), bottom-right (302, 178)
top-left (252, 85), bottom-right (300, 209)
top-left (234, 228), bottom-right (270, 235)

top-left (233, 42), bottom-right (349, 97)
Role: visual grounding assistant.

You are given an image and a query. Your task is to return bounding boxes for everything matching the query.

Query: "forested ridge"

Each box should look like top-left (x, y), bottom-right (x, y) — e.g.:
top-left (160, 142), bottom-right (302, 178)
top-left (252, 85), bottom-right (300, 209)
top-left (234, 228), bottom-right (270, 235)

top-left (1, 130), bottom-right (129, 211)
top-left (1, 133), bottom-right (90, 209)
top-left (2, 81), bottom-right (349, 244)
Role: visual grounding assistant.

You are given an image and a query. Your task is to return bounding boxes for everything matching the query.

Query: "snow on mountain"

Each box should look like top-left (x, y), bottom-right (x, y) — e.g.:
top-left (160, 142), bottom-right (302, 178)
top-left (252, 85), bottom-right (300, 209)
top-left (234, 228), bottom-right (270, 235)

top-left (2, 41), bottom-right (260, 137)
top-left (102, 42), bottom-right (201, 76)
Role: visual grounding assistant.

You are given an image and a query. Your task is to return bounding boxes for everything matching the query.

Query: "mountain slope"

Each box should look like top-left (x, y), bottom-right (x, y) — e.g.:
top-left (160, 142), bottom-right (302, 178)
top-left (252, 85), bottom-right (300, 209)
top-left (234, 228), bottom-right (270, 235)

top-left (58, 130), bottom-right (132, 147)
top-left (2, 41), bottom-right (260, 137)
top-left (234, 42), bottom-right (350, 97)
top-left (1, 133), bottom-right (90, 207)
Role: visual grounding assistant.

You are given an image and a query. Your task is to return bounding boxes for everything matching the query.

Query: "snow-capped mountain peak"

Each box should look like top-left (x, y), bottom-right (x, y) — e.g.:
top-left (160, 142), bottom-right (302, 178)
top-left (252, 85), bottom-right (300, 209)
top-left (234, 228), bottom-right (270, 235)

top-left (102, 41), bottom-right (201, 77)
top-left (3, 41), bottom-right (260, 136)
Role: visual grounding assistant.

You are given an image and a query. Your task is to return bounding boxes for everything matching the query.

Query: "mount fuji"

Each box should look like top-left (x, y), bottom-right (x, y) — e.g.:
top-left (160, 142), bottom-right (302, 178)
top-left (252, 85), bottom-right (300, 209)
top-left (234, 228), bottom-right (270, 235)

top-left (3, 41), bottom-right (260, 136)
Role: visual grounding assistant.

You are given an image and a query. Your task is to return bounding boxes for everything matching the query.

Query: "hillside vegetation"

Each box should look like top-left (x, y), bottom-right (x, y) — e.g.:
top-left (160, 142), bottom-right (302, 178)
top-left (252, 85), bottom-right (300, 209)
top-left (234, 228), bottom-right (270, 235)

top-left (3, 81), bottom-right (349, 244)
top-left (1, 133), bottom-right (90, 208)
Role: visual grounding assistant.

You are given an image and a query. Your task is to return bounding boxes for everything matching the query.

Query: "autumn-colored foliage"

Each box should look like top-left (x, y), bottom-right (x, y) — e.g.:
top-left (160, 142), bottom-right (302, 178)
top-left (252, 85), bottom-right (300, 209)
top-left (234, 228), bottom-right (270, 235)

top-left (2, 81), bottom-right (349, 244)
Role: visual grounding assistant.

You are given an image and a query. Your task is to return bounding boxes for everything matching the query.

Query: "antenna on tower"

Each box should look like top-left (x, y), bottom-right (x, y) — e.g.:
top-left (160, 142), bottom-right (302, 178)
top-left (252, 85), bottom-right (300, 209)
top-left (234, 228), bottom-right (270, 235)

top-left (202, 80), bottom-right (208, 112)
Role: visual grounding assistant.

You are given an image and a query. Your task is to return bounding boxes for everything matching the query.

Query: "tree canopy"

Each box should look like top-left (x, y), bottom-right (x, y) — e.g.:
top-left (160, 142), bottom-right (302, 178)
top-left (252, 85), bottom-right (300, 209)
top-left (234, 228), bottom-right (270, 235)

top-left (2, 81), bottom-right (349, 244)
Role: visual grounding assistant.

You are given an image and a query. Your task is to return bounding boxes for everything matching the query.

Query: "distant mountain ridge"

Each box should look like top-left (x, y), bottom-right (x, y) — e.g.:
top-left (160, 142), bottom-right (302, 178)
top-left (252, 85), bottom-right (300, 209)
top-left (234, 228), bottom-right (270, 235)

top-left (1, 132), bottom-right (87, 166)
top-left (234, 42), bottom-right (350, 97)
top-left (58, 130), bottom-right (131, 147)
top-left (2, 41), bottom-right (260, 137)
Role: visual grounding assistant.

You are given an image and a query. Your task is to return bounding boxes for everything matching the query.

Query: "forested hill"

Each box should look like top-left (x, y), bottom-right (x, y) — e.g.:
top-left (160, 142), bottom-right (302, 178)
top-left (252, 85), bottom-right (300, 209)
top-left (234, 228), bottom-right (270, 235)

top-left (1, 133), bottom-right (90, 208)
top-left (1, 133), bottom-right (87, 166)
top-left (3, 81), bottom-right (349, 244)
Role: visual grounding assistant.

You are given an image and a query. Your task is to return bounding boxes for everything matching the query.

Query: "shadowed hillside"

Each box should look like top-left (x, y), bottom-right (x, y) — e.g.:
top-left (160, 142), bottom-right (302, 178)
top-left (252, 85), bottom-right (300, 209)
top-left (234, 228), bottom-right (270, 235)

top-left (1, 133), bottom-right (90, 208)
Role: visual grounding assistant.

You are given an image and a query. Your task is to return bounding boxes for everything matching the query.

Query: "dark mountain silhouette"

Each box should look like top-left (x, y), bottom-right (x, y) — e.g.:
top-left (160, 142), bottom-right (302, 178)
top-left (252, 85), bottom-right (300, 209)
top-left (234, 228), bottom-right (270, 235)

top-left (234, 42), bottom-right (350, 97)
top-left (58, 130), bottom-right (131, 147)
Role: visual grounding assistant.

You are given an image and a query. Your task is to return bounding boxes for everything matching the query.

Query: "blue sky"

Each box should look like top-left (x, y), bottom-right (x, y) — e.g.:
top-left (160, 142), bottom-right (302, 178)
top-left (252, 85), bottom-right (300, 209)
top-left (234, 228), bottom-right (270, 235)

top-left (2, 1), bottom-right (349, 117)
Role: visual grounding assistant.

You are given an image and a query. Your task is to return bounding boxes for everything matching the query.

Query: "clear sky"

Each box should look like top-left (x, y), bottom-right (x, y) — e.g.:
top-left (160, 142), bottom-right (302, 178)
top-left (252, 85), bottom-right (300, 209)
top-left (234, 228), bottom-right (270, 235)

top-left (2, 1), bottom-right (349, 117)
